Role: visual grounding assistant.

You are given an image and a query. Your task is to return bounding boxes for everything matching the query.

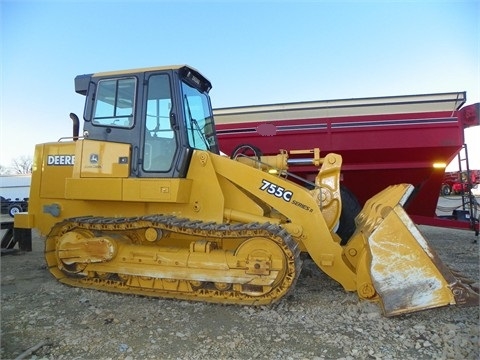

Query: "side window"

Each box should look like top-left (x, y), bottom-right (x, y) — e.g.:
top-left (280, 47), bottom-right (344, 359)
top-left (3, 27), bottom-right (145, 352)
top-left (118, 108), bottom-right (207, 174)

top-left (143, 74), bottom-right (177, 172)
top-left (93, 78), bottom-right (136, 127)
top-left (182, 81), bottom-right (216, 151)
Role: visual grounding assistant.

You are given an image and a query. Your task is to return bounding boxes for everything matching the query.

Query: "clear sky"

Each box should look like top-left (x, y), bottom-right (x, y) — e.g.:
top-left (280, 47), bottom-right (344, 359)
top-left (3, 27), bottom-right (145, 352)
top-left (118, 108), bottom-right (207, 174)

top-left (1, 0), bottom-right (479, 170)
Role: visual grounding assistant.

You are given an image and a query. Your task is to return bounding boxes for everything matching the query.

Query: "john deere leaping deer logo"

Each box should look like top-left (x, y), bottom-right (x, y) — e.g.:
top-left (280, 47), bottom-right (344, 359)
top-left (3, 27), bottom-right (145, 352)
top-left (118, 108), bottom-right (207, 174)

top-left (89, 153), bottom-right (99, 164)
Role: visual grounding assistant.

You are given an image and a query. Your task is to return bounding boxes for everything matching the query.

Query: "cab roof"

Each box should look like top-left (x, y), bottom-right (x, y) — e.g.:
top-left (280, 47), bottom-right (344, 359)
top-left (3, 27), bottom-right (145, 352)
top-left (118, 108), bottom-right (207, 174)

top-left (74, 65), bottom-right (210, 95)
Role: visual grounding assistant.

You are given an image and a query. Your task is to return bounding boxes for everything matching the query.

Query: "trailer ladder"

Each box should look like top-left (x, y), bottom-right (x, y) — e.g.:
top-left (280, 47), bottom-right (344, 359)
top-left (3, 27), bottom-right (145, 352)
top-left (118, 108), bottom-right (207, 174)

top-left (456, 144), bottom-right (479, 238)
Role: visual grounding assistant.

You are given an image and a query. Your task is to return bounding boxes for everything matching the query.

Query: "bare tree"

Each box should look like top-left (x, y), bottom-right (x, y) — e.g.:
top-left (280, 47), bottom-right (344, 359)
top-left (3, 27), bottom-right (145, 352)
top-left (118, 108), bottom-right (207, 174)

top-left (10, 156), bottom-right (33, 174)
top-left (0, 164), bottom-right (12, 175)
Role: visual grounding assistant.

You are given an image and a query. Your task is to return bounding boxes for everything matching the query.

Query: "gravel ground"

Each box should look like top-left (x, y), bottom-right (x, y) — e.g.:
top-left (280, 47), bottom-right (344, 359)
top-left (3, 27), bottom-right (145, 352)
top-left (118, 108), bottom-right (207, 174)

top-left (1, 224), bottom-right (479, 360)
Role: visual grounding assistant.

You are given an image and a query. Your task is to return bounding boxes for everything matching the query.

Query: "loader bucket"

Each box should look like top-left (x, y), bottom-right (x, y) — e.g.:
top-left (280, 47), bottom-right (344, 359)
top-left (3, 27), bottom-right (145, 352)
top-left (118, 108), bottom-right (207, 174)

top-left (351, 184), bottom-right (479, 316)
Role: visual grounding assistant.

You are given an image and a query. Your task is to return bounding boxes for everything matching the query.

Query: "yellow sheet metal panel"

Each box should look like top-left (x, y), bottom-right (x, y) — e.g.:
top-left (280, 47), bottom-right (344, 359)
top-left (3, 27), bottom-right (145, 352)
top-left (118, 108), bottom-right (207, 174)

top-left (65, 178), bottom-right (123, 200)
top-left (76, 139), bottom-right (130, 178)
top-left (13, 212), bottom-right (34, 228)
top-left (40, 142), bottom-right (76, 198)
top-left (122, 178), bottom-right (192, 203)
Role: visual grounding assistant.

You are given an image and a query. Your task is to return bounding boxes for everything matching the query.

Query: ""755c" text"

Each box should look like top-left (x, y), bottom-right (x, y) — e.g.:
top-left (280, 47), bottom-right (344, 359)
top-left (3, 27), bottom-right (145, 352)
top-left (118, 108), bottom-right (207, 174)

top-left (260, 179), bottom-right (293, 202)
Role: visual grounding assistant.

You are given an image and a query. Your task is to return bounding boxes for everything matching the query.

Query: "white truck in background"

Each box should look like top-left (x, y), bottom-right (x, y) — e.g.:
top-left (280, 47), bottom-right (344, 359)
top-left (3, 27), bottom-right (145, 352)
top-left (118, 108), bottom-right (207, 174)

top-left (0, 175), bottom-right (31, 217)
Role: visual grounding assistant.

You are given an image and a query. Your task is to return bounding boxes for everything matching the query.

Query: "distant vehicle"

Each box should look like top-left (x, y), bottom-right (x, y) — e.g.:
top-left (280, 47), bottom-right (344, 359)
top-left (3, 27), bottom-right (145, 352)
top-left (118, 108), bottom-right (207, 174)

top-left (472, 184), bottom-right (480, 196)
top-left (0, 196), bottom-right (29, 217)
top-left (441, 170), bottom-right (480, 196)
top-left (0, 175), bottom-right (31, 200)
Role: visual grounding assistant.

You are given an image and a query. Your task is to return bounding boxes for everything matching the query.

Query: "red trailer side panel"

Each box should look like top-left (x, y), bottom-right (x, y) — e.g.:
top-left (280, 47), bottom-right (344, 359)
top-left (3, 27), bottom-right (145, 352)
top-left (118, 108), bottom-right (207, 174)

top-left (214, 93), bottom-right (479, 226)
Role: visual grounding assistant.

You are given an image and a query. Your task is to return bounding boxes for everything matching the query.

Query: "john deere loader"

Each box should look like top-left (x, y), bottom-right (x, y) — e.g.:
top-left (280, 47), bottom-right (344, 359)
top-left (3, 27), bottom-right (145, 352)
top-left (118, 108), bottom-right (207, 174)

top-left (14, 65), bottom-right (478, 316)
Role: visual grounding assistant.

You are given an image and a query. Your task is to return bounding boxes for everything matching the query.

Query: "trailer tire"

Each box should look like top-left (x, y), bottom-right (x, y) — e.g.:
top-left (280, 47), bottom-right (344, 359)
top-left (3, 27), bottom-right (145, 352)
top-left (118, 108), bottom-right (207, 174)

top-left (441, 184), bottom-right (451, 196)
top-left (337, 186), bottom-right (361, 246)
top-left (8, 204), bottom-right (22, 217)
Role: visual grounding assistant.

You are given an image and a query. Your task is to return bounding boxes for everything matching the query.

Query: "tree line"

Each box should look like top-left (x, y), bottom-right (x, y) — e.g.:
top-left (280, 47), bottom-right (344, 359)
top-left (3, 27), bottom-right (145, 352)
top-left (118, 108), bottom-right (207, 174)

top-left (0, 156), bottom-right (33, 175)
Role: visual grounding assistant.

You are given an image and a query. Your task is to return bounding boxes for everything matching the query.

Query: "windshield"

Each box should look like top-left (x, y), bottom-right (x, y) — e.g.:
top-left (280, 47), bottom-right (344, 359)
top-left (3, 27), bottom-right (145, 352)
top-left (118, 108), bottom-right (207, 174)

top-left (181, 80), bottom-right (219, 154)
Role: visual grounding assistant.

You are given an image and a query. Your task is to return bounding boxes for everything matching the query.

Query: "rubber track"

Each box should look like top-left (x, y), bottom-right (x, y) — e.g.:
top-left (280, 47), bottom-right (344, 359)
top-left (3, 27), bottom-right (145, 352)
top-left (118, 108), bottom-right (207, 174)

top-left (45, 214), bottom-right (303, 305)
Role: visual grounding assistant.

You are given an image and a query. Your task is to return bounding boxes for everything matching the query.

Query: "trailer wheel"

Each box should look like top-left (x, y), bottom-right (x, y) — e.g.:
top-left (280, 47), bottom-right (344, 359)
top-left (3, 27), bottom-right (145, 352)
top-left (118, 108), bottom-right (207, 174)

top-left (337, 186), bottom-right (361, 246)
top-left (8, 204), bottom-right (22, 217)
top-left (441, 184), bottom-right (451, 196)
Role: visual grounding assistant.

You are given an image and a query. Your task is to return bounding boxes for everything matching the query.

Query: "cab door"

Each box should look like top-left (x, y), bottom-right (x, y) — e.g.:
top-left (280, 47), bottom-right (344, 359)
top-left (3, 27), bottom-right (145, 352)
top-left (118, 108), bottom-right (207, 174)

top-left (137, 71), bottom-right (192, 178)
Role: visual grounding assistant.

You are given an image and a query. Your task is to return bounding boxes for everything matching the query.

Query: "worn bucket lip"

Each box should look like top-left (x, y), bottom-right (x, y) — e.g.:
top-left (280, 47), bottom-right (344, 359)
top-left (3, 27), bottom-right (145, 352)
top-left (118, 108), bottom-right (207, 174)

top-left (356, 184), bottom-right (479, 316)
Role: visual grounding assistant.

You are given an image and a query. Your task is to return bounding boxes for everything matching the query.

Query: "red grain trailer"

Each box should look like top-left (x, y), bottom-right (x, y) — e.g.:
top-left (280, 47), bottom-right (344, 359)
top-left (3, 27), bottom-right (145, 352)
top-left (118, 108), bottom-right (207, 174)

top-left (214, 92), bottom-right (479, 232)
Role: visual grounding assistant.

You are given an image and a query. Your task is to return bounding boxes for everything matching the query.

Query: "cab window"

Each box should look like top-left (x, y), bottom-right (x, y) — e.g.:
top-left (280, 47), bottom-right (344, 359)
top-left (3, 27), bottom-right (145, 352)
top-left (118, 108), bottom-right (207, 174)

top-left (93, 78), bottom-right (136, 128)
top-left (182, 80), bottom-right (217, 152)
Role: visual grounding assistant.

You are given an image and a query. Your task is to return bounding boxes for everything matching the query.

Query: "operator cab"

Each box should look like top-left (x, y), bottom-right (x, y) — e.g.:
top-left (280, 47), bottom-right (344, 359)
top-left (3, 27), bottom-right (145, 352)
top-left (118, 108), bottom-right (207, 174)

top-left (75, 65), bottom-right (219, 178)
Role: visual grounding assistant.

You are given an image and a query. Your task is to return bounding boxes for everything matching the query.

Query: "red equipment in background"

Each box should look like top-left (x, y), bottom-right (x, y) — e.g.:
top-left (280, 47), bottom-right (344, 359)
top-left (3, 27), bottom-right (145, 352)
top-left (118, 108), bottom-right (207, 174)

top-left (441, 170), bottom-right (480, 196)
top-left (214, 92), bottom-right (479, 233)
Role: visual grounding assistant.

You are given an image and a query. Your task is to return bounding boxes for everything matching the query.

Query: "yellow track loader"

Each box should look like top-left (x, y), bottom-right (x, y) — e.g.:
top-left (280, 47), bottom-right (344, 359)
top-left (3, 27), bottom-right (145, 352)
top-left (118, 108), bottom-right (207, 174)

top-left (14, 65), bottom-right (478, 316)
